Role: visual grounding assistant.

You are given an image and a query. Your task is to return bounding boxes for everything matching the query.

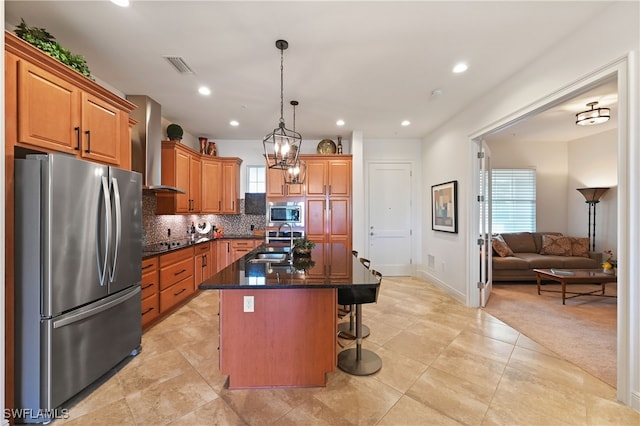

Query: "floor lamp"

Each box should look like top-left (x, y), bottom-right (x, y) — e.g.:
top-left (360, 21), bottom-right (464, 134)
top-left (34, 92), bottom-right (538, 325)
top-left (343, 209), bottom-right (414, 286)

top-left (576, 187), bottom-right (609, 252)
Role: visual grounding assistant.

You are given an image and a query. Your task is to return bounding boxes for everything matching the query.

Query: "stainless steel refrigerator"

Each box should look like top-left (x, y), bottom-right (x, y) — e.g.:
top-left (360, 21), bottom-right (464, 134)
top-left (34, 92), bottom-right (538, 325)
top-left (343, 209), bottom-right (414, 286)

top-left (15, 154), bottom-right (142, 423)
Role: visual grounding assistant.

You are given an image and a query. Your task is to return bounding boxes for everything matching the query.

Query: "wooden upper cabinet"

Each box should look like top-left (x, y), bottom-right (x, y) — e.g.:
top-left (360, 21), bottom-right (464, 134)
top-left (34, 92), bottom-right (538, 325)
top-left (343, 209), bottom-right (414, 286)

top-left (305, 159), bottom-right (328, 197)
top-left (221, 158), bottom-right (241, 214)
top-left (174, 147), bottom-right (191, 212)
top-left (266, 167), bottom-right (286, 197)
top-left (156, 141), bottom-right (240, 215)
top-left (266, 167), bottom-right (304, 197)
top-left (327, 159), bottom-right (351, 196)
top-left (189, 154), bottom-right (202, 212)
top-left (201, 157), bottom-right (241, 214)
top-left (7, 32), bottom-right (134, 167)
top-left (17, 60), bottom-right (81, 154)
top-left (80, 92), bottom-right (122, 165)
top-left (156, 141), bottom-right (201, 214)
top-left (303, 155), bottom-right (351, 197)
top-left (201, 157), bottom-right (222, 213)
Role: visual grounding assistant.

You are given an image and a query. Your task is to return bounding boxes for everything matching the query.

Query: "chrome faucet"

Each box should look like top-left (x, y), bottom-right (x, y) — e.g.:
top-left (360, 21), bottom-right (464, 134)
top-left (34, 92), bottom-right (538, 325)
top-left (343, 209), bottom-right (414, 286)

top-left (278, 222), bottom-right (294, 255)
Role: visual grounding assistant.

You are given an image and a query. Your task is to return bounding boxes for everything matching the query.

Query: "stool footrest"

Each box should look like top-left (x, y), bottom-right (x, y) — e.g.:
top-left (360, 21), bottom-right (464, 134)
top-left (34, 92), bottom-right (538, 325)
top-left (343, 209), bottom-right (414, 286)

top-left (338, 322), bottom-right (370, 339)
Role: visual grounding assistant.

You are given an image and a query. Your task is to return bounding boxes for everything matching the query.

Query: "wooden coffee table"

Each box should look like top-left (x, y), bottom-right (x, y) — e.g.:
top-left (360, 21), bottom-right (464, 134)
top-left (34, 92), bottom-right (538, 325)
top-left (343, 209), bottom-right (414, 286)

top-left (533, 268), bottom-right (617, 304)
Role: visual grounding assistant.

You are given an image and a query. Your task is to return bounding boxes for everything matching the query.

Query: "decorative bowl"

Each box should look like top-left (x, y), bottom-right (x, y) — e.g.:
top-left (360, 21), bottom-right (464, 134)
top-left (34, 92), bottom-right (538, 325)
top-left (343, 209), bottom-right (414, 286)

top-left (317, 139), bottom-right (336, 154)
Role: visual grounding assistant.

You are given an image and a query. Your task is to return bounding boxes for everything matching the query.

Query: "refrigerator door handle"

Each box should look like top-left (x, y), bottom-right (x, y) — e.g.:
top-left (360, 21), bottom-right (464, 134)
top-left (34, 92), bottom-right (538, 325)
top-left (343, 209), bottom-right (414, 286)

top-left (109, 177), bottom-right (122, 282)
top-left (97, 175), bottom-right (111, 286)
top-left (52, 286), bottom-right (140, 329)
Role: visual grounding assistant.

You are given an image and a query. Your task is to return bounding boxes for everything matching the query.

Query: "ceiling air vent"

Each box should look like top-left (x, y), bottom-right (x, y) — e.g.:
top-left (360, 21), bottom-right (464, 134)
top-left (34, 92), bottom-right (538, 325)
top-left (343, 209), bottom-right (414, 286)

top-left (163, 56), bottom-right (194, 74)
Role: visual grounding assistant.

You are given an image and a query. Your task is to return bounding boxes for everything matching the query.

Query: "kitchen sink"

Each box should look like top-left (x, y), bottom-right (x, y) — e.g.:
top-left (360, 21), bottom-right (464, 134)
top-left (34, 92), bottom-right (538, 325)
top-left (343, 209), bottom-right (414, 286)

top-left (248, 252), bottom-right (289, 263)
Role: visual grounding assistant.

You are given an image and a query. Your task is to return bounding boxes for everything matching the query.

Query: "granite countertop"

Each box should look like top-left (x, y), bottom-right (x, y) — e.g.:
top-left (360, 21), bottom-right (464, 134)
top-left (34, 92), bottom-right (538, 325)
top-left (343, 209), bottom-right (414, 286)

top-left (143, 234), bottom-right (264, 258)
top-left (199, 243), bottom-right (380, 290)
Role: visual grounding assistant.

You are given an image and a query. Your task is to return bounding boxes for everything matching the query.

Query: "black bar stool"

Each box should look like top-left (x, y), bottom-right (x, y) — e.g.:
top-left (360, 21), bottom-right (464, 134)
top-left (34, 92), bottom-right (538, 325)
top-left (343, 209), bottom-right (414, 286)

top-left (337, 271), bottom-right (382, 375)
top-left (338, 256), bottom-right (371, 339)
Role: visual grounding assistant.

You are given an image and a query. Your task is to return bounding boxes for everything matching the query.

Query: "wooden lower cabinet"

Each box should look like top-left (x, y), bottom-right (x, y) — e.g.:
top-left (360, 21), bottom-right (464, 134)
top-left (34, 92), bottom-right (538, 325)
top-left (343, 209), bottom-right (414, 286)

top-left (159, 246), bottom-right (195, 313)
top-left (217, 239), bottom-right (259, 271)
top-left (217, 240), bottom-right (232, 271)
top-left (141, 257), bottom-right (159, 329)
top-left (231, 239), bottom-right (257, 262)
top-left (194, 242), bottom-right (212, 289)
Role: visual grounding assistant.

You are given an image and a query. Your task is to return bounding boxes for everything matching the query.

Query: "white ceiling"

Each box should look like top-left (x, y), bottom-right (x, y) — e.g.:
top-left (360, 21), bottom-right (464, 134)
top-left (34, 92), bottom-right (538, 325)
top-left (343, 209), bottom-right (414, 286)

top-left (4, 1), bottom-right (617, 141)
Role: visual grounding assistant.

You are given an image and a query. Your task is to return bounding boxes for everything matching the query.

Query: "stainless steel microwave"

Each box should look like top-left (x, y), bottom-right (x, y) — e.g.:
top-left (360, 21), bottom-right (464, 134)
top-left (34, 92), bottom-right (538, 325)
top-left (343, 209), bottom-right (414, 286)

top-left (267, 201), bottom-right (304, 227)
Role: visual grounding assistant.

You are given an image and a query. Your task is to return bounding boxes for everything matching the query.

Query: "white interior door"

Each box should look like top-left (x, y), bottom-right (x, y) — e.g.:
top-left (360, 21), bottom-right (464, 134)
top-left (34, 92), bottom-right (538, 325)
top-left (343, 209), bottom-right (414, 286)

top-left (479, 141), bottom-right (493, 307)
top-left (368, 162), bottom-right (412, 276)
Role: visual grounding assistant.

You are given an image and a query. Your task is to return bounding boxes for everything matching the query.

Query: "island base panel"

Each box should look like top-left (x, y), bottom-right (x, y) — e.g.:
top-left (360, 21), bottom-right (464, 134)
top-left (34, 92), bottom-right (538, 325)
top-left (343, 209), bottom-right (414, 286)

top-left (220, 288), bottom-right (337, 388)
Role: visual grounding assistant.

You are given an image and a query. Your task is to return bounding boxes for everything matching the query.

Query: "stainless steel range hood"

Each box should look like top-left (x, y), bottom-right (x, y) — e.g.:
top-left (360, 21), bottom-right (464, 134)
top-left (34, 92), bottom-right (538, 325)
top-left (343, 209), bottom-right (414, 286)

top-left (127, 95), bottom-right (185, 194)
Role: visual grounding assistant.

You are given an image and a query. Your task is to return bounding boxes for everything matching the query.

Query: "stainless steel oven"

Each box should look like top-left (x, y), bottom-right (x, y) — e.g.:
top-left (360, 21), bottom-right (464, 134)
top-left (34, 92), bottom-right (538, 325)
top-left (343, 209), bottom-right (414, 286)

top-left (267, 201), bottom-right (304, 227)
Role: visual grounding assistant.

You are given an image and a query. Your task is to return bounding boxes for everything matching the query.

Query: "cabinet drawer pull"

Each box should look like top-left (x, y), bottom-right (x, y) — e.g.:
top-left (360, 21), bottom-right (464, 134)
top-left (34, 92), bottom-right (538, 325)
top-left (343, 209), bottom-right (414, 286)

top-left (174, 269), bottom-right (187, 276)
top-left (142, 263), bottom-right (154, 270)
top-left (74, 127), bottom-right (80, 150)
top-left (174, 288), bottom-right (187, 296)
top-left (142, 307), bottom-right (155, 316)
top-left (142, 283), bottom-right (154, 290)
top-left (84, 130), bottom-right (91, 153)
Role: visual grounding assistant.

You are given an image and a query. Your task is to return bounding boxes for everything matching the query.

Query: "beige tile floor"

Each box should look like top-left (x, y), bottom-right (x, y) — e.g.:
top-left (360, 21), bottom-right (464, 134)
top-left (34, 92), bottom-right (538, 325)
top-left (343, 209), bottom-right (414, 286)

top-left (54, 276), bottom-right (639, 426)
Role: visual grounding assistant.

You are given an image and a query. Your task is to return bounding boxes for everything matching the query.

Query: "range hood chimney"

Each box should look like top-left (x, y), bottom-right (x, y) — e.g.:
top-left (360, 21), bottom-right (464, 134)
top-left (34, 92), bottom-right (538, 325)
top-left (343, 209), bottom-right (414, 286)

top-left (127, 95), bottom-right (185, 194)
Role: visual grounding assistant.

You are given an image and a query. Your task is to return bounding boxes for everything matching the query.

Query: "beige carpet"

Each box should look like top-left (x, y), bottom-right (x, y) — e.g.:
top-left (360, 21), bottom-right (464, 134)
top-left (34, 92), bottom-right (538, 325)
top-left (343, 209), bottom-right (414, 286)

top-left (485, 282), bottom-right (617, 387)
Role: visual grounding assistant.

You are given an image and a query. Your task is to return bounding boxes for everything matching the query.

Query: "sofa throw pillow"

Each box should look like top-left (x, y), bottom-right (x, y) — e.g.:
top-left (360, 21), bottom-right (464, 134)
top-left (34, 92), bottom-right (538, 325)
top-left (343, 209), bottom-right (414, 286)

top-left (492, 235), bottom-right (514, 257)
top-left (570, 237), bottom-right (590, 257)
top-left (540, 234), bottom-right (572, 256)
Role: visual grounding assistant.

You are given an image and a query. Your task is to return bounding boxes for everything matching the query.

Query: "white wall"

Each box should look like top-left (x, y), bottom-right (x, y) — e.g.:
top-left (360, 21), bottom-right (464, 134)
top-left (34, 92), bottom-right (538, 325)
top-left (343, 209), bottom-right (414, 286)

top-left (487, 139), bottom-right (570, 233)
top-left (568, 128), bottom-right (618, 253)
top-left (420, 1), bottom-right (638, 408)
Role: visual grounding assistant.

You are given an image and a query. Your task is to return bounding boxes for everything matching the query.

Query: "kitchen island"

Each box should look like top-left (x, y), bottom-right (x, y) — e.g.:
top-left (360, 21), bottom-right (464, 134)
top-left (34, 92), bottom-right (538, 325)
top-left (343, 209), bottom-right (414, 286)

top-left (199, 243), bottom-right (379, 389)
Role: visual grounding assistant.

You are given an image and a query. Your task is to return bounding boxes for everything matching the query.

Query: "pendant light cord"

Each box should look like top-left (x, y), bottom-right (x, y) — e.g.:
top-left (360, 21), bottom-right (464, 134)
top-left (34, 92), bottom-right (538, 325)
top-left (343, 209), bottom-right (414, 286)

top-left (279, 47), bottom-right (285, 126)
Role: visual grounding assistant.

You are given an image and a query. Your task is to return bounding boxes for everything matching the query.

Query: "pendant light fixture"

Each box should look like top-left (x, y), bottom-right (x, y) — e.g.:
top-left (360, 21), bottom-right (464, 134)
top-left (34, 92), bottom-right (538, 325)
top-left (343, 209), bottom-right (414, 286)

top-left (283, 100), bottom-right (306, 184)
top-left (263, 40), bottom-right (302, 171)
top-left (575, 101), bottom-right (610, 126)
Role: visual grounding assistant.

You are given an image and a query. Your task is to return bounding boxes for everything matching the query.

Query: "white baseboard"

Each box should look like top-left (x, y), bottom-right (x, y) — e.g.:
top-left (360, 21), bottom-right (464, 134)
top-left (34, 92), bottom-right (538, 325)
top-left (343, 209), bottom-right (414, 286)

top-left (631, 391), bottom-right (640, 412)
top-left (416, 268), bottom-right (466, 304)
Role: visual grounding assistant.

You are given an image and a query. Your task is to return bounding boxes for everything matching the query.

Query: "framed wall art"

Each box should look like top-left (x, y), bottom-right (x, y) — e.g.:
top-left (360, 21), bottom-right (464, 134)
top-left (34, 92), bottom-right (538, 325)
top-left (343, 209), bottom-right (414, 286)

top-left (431, 180), bottom-right (458, 233)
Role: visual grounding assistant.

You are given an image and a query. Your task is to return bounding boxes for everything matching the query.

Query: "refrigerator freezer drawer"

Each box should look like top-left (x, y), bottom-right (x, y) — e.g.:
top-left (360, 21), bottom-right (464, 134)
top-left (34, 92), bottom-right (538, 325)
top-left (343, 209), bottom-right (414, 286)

top-left (34, 287), bottom-right (140, 421)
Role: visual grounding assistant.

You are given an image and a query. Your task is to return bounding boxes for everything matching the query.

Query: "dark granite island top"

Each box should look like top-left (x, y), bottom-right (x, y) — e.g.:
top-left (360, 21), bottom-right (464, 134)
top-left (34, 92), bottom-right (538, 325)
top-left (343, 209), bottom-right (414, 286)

top-left (199, 243), bottom-right (380, 389)
top-left (199, 243), bottom-right (380, 290)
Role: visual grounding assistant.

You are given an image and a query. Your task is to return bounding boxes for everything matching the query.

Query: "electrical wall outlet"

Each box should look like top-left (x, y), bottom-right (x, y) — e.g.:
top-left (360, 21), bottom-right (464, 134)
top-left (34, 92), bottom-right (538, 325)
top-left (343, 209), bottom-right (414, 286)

top-left (243, 296), bottom-right (254, 313)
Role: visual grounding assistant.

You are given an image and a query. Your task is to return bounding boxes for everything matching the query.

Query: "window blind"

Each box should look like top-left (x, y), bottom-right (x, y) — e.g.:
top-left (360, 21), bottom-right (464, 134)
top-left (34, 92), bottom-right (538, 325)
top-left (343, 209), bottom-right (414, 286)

top-left (492, 169), bottom-right (536, 233)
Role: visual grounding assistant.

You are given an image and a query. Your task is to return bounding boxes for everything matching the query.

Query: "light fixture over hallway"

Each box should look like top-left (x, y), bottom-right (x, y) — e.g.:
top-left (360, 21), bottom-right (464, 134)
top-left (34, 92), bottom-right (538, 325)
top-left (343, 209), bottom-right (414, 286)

top-left (263, 39), bottom-right (302, 171)
top-left (575, 101), bottom-right (610, 126)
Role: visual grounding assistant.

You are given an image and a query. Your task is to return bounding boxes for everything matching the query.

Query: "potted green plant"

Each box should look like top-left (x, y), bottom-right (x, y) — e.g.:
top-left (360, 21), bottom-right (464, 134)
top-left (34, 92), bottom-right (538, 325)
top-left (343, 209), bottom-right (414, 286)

top-left (167, 123), bottom-right (184, 141)
top-left (14, 18), bottom-right (92, 79)
top-left (292, 257), bottom-right (316, 271)
top-left (292, 237), bottom-right (315, 257)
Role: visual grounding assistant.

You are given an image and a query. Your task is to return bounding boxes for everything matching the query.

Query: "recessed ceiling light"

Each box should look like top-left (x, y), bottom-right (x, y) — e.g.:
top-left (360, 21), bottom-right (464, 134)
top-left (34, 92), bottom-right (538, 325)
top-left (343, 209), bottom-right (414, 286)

top-left (401, 120), bottom-right (411, 126)
top-left (230, 120), bottom-right (239, 127)
top-left (336, 119), bottom-right (345, 126)
top-left (110, 0), bottom-right (129, 7)
top-left (198, 86), bottom-right (211, 96)
top-left (453, 63), bottom-right (468, 74)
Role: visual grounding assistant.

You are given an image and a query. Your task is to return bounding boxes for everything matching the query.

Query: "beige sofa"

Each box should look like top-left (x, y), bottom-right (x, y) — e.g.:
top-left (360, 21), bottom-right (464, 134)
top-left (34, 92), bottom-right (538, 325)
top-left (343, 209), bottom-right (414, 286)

top-left (492, 232), bottom-right (602, 282)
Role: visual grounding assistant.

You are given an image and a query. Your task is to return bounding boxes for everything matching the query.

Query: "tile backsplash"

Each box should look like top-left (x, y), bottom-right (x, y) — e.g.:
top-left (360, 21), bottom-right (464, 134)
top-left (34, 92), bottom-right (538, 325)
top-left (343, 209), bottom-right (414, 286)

top-left (142, 194), bottom-right (266, 244)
